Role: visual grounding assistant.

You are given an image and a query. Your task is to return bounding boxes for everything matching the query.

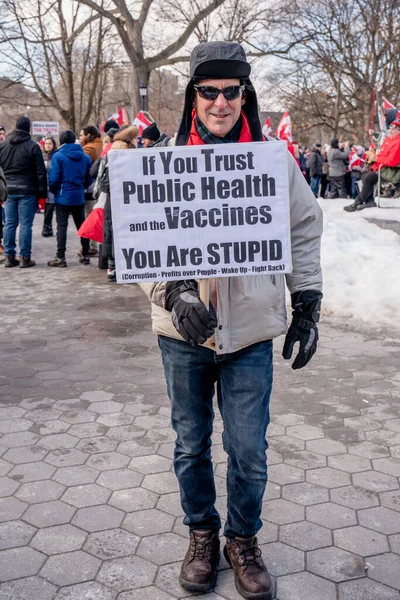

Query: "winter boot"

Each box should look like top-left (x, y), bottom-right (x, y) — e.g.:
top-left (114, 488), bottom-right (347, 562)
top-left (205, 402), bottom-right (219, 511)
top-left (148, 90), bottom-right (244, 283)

top-left (107, 268), bottom-right (116, 282)
top-left (42, 228), bottom-right (53, 237)
top-left (19, 257), bottom-right (36, 268)
top-left (344, 197), bottom-right (362, 212)
top-left (48, 256), bottom-right (67, 267)
top-left (4, 255), bottom-right (20, 268)
top-left (179, 529), bottom-right (220, 593)
top-left (78, 248), bottom-right (98, 257)
top-left (79, 255), bottom-right (90, 265)
top-left (224, 536), bottom-right (274, 600)
top-left (357, 200), bottom-right (377, 210)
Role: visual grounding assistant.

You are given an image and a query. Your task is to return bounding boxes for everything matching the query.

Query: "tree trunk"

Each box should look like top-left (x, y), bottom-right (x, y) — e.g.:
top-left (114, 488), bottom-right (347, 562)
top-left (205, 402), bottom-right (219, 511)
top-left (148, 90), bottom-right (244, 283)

top-left (333, 70), bottom-right (342, 137)
top-left (132, 66), bottom-right (150, 117)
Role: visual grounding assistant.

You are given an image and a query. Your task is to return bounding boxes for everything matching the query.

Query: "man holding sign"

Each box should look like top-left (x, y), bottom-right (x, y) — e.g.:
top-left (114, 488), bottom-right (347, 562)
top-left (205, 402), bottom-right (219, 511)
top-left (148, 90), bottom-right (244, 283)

top-left (137, 42), bottom-right (322, 599)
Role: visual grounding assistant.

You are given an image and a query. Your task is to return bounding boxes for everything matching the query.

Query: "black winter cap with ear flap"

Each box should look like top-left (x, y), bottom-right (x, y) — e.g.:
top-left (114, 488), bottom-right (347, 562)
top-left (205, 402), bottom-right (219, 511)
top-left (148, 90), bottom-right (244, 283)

top-left (176, 41), bottom-right (262, 145)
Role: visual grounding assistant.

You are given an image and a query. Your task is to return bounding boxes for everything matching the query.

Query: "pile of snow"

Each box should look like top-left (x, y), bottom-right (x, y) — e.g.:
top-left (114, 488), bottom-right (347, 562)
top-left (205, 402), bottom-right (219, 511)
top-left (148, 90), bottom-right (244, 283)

top-left (319, 198), bottom-right (400, 335)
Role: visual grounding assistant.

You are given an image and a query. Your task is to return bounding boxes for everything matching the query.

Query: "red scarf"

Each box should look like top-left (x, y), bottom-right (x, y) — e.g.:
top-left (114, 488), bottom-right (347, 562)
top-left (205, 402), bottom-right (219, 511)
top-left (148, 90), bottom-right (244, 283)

top-left (187, 111), bottom-right (253, 146)
top-left (100, 142), bottom-right (113, 157)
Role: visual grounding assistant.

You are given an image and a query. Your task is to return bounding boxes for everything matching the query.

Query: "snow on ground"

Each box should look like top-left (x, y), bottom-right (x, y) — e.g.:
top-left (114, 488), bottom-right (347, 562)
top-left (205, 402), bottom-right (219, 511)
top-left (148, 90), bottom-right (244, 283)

top-left (318, 198), bottom-right (400, 337)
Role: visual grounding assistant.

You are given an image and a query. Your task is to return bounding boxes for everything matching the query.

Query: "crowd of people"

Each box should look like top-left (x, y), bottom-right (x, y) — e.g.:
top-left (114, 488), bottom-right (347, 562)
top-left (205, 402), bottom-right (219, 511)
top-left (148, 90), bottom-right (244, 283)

top-left (0, 103), bottom-right (399, 273)
top-left (0, 116), bottom-right (164, 277)
top-left (297, 114), bottom-right (400, 211)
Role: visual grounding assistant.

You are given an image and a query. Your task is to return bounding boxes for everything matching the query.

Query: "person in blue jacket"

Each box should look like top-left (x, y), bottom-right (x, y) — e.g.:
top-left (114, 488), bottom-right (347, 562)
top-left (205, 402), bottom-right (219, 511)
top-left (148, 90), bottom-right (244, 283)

top-left (47, 130), bottom-right (93, 267)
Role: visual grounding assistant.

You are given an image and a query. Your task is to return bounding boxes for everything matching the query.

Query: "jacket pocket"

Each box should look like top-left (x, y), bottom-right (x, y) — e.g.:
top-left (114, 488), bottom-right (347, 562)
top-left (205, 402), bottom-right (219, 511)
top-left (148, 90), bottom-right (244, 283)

top-left (231, 274), bottom-right (280, 314)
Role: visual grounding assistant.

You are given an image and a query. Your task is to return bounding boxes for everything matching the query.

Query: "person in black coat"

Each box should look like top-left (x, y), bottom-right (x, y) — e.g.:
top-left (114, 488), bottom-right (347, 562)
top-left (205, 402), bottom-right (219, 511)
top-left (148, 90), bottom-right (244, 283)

top-left (309, 143), bottom-right (324, 197)
top-left (0, 116), bottom-right (47, 267)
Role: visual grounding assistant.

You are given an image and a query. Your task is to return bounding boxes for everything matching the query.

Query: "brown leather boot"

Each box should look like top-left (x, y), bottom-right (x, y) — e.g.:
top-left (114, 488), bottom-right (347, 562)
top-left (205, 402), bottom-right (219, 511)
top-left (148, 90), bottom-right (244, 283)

top-left (224, 536), bottom-right (274, 599)
top-left (19, 257), bottom-right (36, 268)
top-left (4, 255), bottom-right (19, 268)
top-left (179, 529), bottom-right (220, 592)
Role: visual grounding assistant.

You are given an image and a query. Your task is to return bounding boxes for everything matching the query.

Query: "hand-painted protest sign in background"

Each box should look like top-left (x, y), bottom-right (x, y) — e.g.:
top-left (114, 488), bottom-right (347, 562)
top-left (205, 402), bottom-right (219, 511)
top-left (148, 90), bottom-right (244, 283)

top-left (109, 141), bottom-right (291, 283)
top-left (32, 121), bottom-right (59, 136)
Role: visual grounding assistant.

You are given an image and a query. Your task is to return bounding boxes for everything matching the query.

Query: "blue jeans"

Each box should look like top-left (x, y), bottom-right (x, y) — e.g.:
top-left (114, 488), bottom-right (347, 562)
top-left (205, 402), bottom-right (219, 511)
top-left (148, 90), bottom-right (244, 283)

top-left (158, 336), bottom-right (273, 538)
top-left (351, 174), bottom-right (361, 199)
top-left (4, 195), bottom-right (37, 258)
top-left (310, 176), bottom-right (321, 197)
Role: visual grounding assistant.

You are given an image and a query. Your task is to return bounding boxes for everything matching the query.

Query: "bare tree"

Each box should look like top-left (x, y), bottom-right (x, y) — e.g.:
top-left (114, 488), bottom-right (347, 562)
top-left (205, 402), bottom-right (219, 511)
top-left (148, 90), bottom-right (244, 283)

top-left (274, 0), bottom-right (400, 143)
top-left (76, 0), bottom-right (310, 116)
top-left (77, 0), bottom-right (234, 115)
top-left (0, 0), bottom-right (113, 131)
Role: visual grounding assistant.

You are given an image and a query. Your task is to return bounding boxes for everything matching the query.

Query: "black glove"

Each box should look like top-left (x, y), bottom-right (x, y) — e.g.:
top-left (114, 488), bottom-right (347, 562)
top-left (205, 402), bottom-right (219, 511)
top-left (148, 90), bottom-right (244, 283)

top-left (165, 280), bottom-right (217, 347)
top-left (282, 290), bottom-right (322, 370)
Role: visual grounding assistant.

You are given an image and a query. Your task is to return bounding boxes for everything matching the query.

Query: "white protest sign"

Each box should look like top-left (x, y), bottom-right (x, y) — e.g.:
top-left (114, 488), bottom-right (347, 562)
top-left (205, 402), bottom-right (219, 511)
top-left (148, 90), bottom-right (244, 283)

top-left (108, 140), bottom-right (292, 284)
top-left (32, 121), bottom-right (59, 136)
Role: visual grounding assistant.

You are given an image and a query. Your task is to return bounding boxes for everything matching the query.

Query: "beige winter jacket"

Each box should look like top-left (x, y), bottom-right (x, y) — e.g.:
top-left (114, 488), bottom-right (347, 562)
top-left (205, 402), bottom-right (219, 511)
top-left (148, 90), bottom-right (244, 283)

top-left (140, 148), bottom-right (323, 355)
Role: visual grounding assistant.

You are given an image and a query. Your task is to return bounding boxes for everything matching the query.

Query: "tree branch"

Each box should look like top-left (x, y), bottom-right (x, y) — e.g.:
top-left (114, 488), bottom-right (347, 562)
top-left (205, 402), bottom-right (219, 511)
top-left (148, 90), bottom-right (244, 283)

top-left (147, 0), bottom-right (226, 69)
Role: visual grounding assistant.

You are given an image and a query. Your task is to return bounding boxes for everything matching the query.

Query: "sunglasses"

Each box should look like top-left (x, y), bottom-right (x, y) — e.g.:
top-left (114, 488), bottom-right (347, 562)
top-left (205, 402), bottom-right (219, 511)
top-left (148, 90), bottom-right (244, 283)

top-left (193, 85), bottom-right (245, 101)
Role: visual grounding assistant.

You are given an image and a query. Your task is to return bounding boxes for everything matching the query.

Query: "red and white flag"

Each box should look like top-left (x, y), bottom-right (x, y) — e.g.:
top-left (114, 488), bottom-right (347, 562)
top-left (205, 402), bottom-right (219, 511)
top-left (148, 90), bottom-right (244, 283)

top-left (348, 147), bottom-right (365, 170)
top-left (262, 116), bottom-right (272, 138)
top-left (382, 97), bottom-right (398, 112)
top-left (116, 105), bottom-right (129, 126)
top-left (276, 112), bottom-right (292, 143)
top-left (77, 191), bottom-right (107, 244)
top-left (133, 111), bottom-right (153, 136)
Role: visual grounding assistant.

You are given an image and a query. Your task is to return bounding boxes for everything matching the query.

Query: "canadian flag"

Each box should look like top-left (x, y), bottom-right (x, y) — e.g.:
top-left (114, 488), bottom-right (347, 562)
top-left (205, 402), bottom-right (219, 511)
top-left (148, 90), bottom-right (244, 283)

top-left (116, 105), bottom-right (129, 126)
top-left (382, 97), bottom-right (398, 112)
top-left (133, 111), bottom-right (153, 136)
top-left (276, 112), bottom-right (292, 143)
top-left (101, 106), bottom-right (129, 132)
top-left (262, 116), bottom-right (272, 138)
top-left (77, 191), bottom-right (107, 244)
top-left (348, 148), bottom-right (365, 170)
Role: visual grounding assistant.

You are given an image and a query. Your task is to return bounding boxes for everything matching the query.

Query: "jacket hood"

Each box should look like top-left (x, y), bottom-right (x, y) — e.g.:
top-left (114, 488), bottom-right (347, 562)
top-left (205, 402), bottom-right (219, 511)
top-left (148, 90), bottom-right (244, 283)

top-left (59, 143), bottom-right (85, 161)
top-left (157, 132), bottom-right (170, 144)
top-left (113, 126), bottom-right (138, 144)
top-left (8, 129), bottom-right (31, 145)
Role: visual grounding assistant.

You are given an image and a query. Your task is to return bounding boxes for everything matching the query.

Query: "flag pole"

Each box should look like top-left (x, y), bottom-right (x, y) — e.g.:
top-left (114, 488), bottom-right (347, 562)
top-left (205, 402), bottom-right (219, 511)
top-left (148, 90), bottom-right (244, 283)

top-left (369, 87), bottom-right (377, 140)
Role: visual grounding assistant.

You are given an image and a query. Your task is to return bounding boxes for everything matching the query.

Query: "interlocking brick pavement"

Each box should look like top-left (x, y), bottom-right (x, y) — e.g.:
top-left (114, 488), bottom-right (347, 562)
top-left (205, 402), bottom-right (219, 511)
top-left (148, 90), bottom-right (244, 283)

top-left (0, 218), bottom-right (400, 599)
